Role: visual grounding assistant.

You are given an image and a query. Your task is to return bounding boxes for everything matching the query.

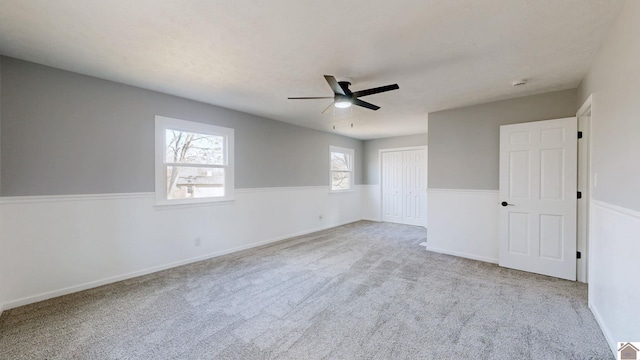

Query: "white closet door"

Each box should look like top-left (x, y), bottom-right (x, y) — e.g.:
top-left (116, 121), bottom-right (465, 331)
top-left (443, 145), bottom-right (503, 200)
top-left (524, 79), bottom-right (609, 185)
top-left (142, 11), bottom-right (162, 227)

top-left (382, 151), bottom-right (403, 223)
top-left (402, 149), bottom-right (427, 226)
top-left (381, 148), bottom-right (427, 226)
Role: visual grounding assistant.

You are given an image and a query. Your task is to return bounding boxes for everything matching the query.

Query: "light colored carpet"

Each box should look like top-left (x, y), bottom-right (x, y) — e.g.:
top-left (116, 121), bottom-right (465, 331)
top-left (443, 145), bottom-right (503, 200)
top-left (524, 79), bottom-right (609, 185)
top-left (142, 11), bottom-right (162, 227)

top-left (0, 221), bottom-right (612, 359)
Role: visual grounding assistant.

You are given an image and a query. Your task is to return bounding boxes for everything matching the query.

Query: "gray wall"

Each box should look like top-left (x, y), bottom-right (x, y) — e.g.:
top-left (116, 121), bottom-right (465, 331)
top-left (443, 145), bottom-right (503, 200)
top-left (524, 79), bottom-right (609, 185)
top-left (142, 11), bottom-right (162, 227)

top-left (0, 57), bottom-right (3, 309)
top-left (0, 57), bottom-right (363, 196)
top-left (362, 134), bottom-right (427, 185)
top-left (578, 0), bottom-right (640, 212)
top-left (0, 57), bottom-right (2, 193)
top-left (428, 89), bottom-right (577, 190)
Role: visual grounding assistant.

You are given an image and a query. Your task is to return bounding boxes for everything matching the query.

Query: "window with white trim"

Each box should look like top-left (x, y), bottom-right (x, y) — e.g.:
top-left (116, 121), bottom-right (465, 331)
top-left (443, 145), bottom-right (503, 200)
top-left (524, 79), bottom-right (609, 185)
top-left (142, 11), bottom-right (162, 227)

top-left (329, 146), bottom-right (354, 192)
top-left (155, 116), bottom-right (234, 205)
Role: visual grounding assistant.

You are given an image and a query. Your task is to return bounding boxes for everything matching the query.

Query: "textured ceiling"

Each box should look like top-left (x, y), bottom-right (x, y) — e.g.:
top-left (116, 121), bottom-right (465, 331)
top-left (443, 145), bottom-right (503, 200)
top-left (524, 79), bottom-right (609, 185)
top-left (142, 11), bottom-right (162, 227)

top-left (0, 0), bottom-right (624, 139)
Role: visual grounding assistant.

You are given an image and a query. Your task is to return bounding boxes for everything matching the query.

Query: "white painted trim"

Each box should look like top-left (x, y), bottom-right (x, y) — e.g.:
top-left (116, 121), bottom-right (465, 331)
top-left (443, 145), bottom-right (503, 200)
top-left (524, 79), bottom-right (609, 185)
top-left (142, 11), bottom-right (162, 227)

top-left (0, 186), bottom-right (356, 203)
top-left (2, 217), bottom-right (363, 311)
top-left (428, 188), bottom-right (499, 195)
top-left (425, 246), bottom-right (499, 264)
top-left (362, 219), bottom-right (382, 223)
top-left (577, 94), bottom-right (593, 118)
top-left (592, 199), bottom-right (640, 220)
top-left (0, 192), bottom-right (155, 205)
top-left (576, 95), bottom-right (593, 284)
top-left (589, 302), bottom-right (616, 357)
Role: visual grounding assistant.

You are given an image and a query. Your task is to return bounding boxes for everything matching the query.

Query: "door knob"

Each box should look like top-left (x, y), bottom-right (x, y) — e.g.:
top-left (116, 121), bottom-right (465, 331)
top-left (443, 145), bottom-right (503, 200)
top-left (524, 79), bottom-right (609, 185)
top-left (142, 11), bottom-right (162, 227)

top-left (501, 201), bottom-right (514, 207)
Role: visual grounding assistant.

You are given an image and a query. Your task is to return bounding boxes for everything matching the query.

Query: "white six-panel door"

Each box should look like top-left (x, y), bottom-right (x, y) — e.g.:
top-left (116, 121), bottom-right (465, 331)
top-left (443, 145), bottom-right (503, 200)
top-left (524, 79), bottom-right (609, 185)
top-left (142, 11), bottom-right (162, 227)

top-left (382, 148), bottom-right (427, 226)
top-left (499, 118), bottom-right (577, 280)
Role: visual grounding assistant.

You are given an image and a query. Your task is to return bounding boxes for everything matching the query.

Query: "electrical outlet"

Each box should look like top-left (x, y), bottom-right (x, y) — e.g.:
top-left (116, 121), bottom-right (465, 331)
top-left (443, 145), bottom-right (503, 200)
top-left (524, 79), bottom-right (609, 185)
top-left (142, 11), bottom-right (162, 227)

top-left (194, 237), bottom-right (202, 246)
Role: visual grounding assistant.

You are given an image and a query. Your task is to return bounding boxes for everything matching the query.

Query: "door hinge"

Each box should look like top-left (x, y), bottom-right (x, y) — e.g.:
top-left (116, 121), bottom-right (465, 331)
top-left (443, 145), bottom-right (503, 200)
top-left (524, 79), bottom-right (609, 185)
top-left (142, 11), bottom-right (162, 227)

top-left (577, 251), bottom-right (582, 259)
top-left (577, 191), bottom-right (582, 199)
top-left (578, 131), bottom-right (583, 139)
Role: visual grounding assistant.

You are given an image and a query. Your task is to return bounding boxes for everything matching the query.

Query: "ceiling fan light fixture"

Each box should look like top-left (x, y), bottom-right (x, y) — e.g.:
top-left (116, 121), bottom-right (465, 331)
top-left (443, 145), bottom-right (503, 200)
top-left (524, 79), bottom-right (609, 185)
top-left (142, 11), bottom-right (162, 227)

top-left (334, 100), bottom-right (352, 108)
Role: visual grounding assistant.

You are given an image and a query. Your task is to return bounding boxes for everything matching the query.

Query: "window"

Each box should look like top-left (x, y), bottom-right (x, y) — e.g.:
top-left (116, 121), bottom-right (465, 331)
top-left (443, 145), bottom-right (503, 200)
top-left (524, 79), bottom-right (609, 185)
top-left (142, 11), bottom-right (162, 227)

top-left (155, 116), bottom-right (234, 205)
top-left (330, 146), bottom-right (354, 192)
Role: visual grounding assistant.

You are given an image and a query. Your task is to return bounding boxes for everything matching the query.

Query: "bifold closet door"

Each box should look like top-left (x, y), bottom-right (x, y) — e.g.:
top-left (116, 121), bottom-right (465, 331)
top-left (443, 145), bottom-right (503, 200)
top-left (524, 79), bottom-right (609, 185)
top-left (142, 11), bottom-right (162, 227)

top-left (382, 151), bottom-right (403, 223)
top-left (402, 149), bottom-right (427, 226)
top-left (381, 149), bottom-right (427, 226)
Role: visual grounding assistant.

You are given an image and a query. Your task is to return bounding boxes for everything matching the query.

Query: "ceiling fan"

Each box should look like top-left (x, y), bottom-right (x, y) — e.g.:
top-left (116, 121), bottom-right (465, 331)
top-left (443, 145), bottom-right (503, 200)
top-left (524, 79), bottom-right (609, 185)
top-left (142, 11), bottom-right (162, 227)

top-left (288, 75), bottom-right (399, 113)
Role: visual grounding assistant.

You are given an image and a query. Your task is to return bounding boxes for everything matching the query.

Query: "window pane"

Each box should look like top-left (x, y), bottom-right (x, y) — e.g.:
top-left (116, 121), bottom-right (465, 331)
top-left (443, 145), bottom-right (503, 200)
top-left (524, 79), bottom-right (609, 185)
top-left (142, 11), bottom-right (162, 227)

top-left (331, 152), bottom-right (350, 171)
top-left (331, 171), bottom-right (351, 190)
top-left (167, 166), bottom-right (225, 199)
top-left (165, 130), bottom-right (224, 165)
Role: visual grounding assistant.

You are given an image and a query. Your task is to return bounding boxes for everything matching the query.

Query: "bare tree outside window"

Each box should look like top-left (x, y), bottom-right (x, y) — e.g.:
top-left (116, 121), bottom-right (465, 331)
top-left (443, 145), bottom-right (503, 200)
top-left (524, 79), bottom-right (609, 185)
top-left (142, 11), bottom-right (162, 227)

top-left (165, 130), bottom-right (225, 199)
top-left (330, 147), bottom-right (353, 191)
top-left (155, 116), bottom-right (235, 205)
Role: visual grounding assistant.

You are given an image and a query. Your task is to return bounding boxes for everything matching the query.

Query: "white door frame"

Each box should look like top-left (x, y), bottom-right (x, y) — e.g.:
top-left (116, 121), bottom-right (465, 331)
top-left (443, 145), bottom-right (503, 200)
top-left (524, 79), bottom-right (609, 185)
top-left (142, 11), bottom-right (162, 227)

top-left (576, 94), bottom-right (593, 283)
top-left (379, 146), bottom-right (428, 227)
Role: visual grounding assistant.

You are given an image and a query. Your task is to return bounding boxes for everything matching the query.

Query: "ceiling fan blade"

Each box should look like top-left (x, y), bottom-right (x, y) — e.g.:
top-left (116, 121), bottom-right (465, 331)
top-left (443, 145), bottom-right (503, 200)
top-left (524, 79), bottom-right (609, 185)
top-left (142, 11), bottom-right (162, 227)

top-left (353, 98), bottom-right (380, 111)
top-left (352, 84), bottom-right (399, 98)
top-left (324, 75), bottom-right (346, 96)
top-left (321, 102), bottom-right (335, 114)
top-left (288, 96), bottom-right (334, 99)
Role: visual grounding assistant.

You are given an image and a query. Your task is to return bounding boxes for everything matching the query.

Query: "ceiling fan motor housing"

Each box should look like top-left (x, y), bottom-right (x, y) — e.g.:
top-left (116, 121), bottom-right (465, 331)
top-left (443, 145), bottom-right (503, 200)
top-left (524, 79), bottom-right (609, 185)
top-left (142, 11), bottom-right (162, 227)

top-left (337, 81), bottom-right (352, 103)
top-left (337, 80), bottom-right (352, 91)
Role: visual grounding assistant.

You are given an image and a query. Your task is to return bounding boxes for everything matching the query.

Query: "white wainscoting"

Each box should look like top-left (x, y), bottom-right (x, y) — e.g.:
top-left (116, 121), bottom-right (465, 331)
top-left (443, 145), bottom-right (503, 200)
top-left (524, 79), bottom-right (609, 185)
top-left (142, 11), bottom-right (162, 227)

top-left (0, 287), bottom-right (4, 315)
top-left (427, 188), bottom-right (500, 263)
top-left (0, 186), bottom-right (364, 311)
top-left (361, 184), bottom-right (381, 222)
top-left (588, 200), bottom-right (640, 355)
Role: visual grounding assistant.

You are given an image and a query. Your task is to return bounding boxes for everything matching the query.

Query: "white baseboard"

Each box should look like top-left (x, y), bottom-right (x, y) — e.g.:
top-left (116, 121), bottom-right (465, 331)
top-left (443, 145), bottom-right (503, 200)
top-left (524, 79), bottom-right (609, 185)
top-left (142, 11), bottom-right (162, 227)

top-left (589, 303), bottom-right (616, 357)
top-left (426, 246), bottom-right (498, 264)
top-left (2, 218), bottom-right (362, 311)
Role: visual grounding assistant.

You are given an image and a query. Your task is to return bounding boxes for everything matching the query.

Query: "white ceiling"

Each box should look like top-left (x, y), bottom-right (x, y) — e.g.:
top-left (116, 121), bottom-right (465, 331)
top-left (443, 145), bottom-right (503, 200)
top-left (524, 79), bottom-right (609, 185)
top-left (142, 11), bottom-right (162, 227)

top-left (0, 0), bottom-right (624, 139)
